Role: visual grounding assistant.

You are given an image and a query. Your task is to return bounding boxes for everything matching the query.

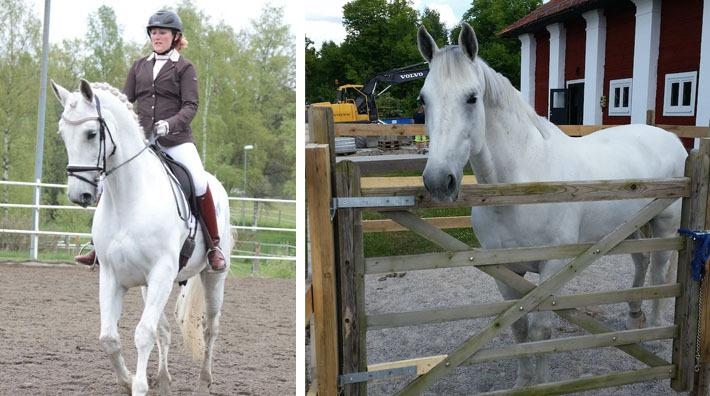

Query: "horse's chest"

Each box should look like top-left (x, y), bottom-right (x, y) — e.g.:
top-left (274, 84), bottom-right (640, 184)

top-left (472, 204), bottom-right (582, 248)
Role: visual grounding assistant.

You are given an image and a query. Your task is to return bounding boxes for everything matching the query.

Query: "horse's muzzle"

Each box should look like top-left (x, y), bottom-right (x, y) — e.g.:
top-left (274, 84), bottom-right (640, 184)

top-left (423, 167), bottom-right (459, 202)
top-left (68, 191), bottom-right (96, 208)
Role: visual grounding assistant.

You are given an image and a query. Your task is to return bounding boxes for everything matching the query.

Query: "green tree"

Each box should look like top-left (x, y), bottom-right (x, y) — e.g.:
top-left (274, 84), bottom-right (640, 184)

top-left (341, 0), bottom-right (420, 83)
top-left (0, 0), bottom-right (41, 226)
top-left (176, 1), bottom-right (295, 199)
top-left (306, 0), bottom-right (441, 116)
top-left (420, 7), bottom-right (449, 48)
top-left (83, 5), bottom-right (129, 86)
top-left (305, 38), bottom-right (346, 103)
top-left (457, 0), bottom-right (541, 88)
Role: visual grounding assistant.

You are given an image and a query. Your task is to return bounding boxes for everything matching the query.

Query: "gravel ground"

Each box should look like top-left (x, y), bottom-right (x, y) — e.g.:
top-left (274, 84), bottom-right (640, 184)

top-left (364, 254), bottom-right (685, 395)
top-left (0, 262), bottom-right (295, 395)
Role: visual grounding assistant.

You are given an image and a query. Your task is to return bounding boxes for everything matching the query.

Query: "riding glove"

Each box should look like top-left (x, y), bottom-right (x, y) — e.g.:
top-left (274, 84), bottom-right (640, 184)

top-left (154, 120), bottom-right (169, 136)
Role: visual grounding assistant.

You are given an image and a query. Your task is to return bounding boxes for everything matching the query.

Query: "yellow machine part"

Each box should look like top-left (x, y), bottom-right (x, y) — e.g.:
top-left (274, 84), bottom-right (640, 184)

top-left (311, 101), bottom-right (369, 123)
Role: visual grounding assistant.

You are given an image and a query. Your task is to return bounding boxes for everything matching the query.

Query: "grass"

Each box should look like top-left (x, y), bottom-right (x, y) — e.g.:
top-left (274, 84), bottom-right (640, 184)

top-left (0, 247), bottom-right (296, 279)
top-left (0, 249), bottom-right (84, 263)
top-left (356, 168), bottom-right (478, 257)
top-left (364, 228), bottom-right (478, 257)
top-left (229, 259), bottom-right (296, 278)
top-left (0, 198), bottom-right (297, 279)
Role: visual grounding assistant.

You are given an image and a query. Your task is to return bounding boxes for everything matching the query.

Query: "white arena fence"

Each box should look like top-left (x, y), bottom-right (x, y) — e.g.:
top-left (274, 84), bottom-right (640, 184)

top-left (0, 180), bottom-right (295, 269)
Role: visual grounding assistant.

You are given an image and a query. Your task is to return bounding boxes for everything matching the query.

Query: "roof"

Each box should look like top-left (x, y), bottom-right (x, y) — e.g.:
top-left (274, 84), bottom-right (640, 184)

top-left (500, 0), bottom-right (614, 37)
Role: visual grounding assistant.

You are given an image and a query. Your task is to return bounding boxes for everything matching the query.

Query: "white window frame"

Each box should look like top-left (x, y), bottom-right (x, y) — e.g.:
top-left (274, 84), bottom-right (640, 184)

top-left (608, 78), bottom-right (632, 116)
top-left (663, 71), bottom-right (697, 116)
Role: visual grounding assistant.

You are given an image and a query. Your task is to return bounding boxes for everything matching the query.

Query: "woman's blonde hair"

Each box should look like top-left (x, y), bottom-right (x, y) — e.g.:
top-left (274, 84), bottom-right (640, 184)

top-left (174, 33), bottom-right (189, 51)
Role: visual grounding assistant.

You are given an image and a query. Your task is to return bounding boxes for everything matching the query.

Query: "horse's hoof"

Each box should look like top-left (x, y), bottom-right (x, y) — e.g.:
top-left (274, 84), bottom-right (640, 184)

top-left (132, 380), bottom-right (149, 396)
top-left (118, 374), bottom-right (133, 394)
top-left (157, 374), bottom-right (172, 395)
top-left (626, 311), bottom-right (647, 329)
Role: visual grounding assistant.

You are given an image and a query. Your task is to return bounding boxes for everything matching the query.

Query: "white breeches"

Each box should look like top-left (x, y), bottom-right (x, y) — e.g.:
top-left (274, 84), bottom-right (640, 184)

top-left (158, 142), bottom-right (208, 196)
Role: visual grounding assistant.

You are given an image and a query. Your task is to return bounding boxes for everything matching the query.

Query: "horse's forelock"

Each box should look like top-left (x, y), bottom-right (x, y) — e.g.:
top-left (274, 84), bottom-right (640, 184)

top-left (432, 46), bottom-right (479, 85)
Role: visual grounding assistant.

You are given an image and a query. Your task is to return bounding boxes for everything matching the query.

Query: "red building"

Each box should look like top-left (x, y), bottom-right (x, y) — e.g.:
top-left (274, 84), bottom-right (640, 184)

top-left (501, 0), bottom-right (708, 131)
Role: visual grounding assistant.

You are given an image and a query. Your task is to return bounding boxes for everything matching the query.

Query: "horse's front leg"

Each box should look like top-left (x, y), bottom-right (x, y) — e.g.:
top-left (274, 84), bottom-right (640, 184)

top-left (98, 269), bottom-right (133, 392)
top-left (140, 287), bottom-right (173, 394)
top-left (133, 265), bottom-right (175, 396)
top-left (495, 278), bottom-right (534, 387)
top-left (529, 259), bottom-right (569, 385)
top-left (198, 269), bottom-right (228, 390)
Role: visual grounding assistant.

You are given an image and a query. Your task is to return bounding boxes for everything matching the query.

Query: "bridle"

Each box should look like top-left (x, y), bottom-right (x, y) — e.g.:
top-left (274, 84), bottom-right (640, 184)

top-left (62, 95), bottom-right (149, 187)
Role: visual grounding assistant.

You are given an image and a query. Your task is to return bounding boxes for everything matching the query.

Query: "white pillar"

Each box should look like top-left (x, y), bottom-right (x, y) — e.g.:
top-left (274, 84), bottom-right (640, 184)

top-left (519, 33), bottom-right (536, 106)
top-left (696, 0), bottom-right (710, 128)
top-left (582, 9), bottom-right (606, 124)
top-left (630, 0), bottom-right (661, 124)
top-left (547, 23), bottom-right (566, 91)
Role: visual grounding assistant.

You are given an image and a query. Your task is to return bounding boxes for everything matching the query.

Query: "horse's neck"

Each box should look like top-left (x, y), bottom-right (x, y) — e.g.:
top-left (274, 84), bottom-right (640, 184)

top-left (100, 134), bottom-right (163, 209)
top-left (470, 67), bottom-right (563, 184)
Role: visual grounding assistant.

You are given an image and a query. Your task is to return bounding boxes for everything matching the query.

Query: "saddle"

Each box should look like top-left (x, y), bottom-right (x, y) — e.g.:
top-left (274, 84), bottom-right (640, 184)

top-left (152, 147), bottom-right (200, 284)
top-left (155, 148), bottom-right (198, 213)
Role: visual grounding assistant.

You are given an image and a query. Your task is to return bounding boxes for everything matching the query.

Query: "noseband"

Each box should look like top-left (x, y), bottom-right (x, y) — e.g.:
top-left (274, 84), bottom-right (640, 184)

top-left (62, 95), bottom-right (148, 187)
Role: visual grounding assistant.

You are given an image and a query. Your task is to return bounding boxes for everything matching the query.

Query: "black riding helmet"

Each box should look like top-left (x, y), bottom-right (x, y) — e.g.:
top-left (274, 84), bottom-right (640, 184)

top-left (146, 9), bottom-right (182, 35)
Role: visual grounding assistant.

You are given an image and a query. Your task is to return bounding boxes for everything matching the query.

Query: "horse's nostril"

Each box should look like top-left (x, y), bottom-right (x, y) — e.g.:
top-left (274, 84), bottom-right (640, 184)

top-left (81, 193), bottom-right (93, 205)
top-left (447, 174), bottom-right (456, 192)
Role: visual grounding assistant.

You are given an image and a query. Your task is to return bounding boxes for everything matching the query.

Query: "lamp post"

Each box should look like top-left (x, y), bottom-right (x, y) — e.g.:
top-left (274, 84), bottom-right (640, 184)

top-left (242, 144), bottom-right (253, 226)
top-left (243, 144), bottom-right (254, 197)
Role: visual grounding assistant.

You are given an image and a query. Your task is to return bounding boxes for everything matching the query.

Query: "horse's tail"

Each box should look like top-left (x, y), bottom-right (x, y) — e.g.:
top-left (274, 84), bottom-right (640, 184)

top-left (175, 275), bottom-right (205, 362)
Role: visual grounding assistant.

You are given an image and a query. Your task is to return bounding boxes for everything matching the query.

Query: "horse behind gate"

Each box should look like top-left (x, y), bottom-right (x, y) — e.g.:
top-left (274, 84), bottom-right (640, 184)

top-left (417, 23), bottom-right (687, 387)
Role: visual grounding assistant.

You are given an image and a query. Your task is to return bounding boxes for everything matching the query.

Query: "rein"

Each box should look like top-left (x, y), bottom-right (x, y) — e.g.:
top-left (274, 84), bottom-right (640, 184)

top-left (62, 95), bottom-right (148, 186)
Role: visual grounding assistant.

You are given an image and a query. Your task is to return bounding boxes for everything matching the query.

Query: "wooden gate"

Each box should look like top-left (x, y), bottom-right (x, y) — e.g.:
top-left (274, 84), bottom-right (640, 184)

top-left (306, 106), bottom-right (710, 395)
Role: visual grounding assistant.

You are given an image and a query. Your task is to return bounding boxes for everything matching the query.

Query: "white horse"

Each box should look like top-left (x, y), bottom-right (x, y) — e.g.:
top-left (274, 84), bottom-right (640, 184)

top-left (51, 79), bottom-right (232, 395)
top-left (417, 23), bottom-right (687, 386)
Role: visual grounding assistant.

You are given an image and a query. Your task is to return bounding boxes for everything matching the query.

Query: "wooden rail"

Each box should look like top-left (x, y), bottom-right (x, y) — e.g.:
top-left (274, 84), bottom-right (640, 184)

top-left (360, 178), bottom-right (690, 209)
top-left (334, 122), bottom-right (710, 138)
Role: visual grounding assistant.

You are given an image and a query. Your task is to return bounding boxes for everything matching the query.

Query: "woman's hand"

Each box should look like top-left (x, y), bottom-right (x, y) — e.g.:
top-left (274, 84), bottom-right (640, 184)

top-left (154, 120), bottom-right (169, 136)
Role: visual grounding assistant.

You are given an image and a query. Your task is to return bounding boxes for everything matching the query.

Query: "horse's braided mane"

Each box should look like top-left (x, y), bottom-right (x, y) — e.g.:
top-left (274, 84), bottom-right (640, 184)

top-left (88, 82), bottom-right (144, 128)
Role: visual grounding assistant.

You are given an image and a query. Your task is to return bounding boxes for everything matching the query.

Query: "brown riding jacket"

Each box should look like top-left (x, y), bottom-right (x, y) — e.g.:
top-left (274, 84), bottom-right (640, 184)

top-left (123, 52), bottom-right (199, 147)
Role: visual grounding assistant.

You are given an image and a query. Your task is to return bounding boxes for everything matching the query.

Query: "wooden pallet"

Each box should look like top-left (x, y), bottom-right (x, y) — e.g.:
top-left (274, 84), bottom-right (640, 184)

top-left (377, 140), bottom-right (400, 151)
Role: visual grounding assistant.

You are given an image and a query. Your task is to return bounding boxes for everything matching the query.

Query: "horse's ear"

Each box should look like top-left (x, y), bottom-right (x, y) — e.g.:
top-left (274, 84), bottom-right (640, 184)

top-left (50, 79), bottom-right (69, 106)
top-left (79, 79), bottom-right (93, 103)
top-left (418, 25), bottom-right (439, 62)
top-left (459, 22), bottom-right (478, 61)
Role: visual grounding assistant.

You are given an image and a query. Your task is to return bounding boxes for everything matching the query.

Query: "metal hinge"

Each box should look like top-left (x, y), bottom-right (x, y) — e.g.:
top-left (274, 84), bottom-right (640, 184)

top-left (331, 196), bottom-right (415, 219)
top-left (339, 366), bottom-right (417, 385)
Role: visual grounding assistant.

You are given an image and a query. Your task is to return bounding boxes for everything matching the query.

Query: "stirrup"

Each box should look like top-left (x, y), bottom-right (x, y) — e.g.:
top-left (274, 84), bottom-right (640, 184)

top-left (75, 243), bottom-right (98, 268)
top-left (206, 246), bottom-right (227, 272)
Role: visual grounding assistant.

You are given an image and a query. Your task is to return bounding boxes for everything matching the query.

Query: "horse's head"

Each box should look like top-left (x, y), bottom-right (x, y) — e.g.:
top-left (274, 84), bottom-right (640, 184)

top-left (50, 79), bottom-right (116, 207)
top-left (418, 22), bottom-right (484, 202)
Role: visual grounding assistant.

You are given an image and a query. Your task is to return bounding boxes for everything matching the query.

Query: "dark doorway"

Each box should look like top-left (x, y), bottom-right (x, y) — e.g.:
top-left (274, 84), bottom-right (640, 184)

top-left (567, 82), bottom-right (584, 125)
top-left (549, 88), bottom-right (567, 124)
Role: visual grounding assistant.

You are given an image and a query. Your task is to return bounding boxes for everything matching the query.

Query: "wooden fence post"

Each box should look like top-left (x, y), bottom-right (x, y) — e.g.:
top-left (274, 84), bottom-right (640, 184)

top-left (672, 141), bottom-right (710, 392)
top-left (252, 242), bottom-right (260, 275)
top-left (692, 138), bottom-right (710, 394)
top-left (306, 144), bottom-right (339, 395)
top-left (336, 160), bottom-right (366, 396)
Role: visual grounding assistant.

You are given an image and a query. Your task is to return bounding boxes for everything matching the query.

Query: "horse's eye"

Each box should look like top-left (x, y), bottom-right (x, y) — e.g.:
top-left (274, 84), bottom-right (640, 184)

top-left (467, 94), bottom-right (477, 104)
top-left (418, 95), bottom-right (426, 106)
top-left (87, 129), bottom-right (97, 140)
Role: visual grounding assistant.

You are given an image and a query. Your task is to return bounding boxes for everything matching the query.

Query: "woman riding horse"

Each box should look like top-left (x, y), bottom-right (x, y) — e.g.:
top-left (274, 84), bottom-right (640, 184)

top-left (75, 9), bottom-right (226, 271)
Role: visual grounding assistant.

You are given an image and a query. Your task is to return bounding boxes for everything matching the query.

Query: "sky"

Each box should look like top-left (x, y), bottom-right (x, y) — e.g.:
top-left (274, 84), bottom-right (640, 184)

top-left (30, 0), bottom-right (301, 45)
top-left (304, 0), bottom-right (473, 48)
